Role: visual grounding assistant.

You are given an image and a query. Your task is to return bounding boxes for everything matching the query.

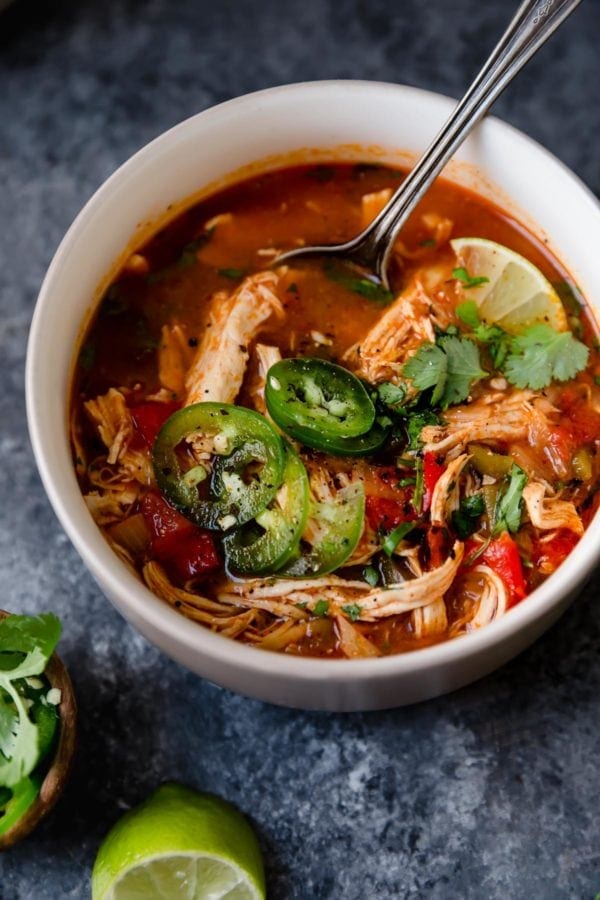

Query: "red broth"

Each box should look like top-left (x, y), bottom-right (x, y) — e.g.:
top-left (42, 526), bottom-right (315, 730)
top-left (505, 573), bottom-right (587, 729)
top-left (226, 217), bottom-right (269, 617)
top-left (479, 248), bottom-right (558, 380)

top-left (71, 164), bottom-right (600, 658)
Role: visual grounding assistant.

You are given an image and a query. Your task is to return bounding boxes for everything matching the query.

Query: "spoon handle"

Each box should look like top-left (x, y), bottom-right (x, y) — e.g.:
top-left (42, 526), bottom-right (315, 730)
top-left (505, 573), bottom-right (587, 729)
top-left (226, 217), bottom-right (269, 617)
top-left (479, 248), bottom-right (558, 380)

top-left (356, 0), bottom-right (582, 283)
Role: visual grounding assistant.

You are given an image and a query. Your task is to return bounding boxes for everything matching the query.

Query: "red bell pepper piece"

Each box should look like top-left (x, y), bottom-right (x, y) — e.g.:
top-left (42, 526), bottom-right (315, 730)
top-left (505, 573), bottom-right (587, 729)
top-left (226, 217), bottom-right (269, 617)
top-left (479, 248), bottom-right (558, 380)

top-left (140, 492), bottom-right (220, 582)
top-left (422, 452), bottom-right (445, 513)
top-left (470, 531), bottom-right (527, 606)
top-left (131, 401), bottom-right (180, 448)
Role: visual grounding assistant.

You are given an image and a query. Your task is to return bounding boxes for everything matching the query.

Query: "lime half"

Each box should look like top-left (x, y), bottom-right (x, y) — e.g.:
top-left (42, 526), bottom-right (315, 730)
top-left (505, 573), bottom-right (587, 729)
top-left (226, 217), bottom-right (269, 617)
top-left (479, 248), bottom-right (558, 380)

top-left (451, 236), bottom-right (568, 334)
top-left (92, 784), bottom-right (265, 900)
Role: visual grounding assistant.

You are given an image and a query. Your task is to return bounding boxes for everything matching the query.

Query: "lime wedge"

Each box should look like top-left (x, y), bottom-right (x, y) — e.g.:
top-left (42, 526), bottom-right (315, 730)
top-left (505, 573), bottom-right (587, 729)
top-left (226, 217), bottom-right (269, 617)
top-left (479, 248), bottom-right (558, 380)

top-left (451, 236), bottom-right (568, 334)
top-left (92, 784), bottom-right (265, 900)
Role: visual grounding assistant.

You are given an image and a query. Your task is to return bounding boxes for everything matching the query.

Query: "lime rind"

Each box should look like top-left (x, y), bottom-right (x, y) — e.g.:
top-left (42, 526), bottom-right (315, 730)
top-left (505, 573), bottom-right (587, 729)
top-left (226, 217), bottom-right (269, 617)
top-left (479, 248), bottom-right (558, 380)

top-left (92, 784), bottom-right (265, 900)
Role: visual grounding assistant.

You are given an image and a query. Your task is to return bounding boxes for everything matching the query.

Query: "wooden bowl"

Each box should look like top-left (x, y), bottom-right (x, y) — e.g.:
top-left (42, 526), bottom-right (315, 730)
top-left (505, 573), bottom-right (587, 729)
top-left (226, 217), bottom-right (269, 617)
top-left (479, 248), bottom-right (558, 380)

top-left (0, 612), bottom-right (77, 850)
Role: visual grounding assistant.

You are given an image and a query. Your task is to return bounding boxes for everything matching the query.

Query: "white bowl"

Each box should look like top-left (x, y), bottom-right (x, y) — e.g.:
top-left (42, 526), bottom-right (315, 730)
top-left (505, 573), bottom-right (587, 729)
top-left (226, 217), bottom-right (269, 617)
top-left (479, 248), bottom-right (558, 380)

top-left (26, 81), bottom-right (600, 711)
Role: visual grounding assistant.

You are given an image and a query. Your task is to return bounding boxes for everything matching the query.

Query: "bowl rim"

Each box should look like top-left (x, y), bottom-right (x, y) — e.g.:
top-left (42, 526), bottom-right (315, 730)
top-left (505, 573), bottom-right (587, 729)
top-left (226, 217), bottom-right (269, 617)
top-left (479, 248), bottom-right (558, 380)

top-left (26, 79), bottom-right (600, 685)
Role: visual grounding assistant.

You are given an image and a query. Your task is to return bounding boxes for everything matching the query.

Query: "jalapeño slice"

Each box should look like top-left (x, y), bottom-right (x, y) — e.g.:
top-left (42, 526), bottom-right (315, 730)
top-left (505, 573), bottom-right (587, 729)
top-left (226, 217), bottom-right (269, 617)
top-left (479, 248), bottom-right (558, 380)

top-left (153, 403), bottom-right (285, 530)
top-left (223, 445), bottom-right (310, 575)
top-left (281, 419), bottom-right (390, 457)
top-left (0, 776), bottom-right (40, 838)
top-left (281, 480), bottom-right (365, 577)
top-left (265, 358), bottom-right (376, 445)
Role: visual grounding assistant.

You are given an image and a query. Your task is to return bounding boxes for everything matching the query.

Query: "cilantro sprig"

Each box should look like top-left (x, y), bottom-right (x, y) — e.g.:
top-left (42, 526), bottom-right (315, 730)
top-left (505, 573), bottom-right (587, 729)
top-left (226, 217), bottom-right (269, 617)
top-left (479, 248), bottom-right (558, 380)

top-left (453, 266), bottom-right (490, 289)
top-left (456, 301), bottom-right (589, 390)
top-left (341, 603), bottom-right (362, 621)
top-left (452, 494), bottom-right (485, 539)
top-left (324, 262), bottom-right (394, 305)
top-left (493, 465), bottom-right (528, 535)
top-left (0, 614), bottom-right (61, 788)
top-left (503, 324), bottom-right (589, 390)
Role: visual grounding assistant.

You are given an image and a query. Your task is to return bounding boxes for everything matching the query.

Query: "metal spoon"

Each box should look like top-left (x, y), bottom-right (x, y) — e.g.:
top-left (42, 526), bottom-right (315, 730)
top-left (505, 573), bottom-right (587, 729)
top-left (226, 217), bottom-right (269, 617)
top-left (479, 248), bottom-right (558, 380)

top-left (275, 0), bottom-right (582, 288)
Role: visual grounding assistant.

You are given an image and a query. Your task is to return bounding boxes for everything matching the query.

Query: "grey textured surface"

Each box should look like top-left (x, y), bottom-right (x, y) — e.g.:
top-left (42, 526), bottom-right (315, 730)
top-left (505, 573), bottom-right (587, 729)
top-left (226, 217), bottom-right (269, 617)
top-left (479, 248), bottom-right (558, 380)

top-left (1, 0), bottom-right (600, 897)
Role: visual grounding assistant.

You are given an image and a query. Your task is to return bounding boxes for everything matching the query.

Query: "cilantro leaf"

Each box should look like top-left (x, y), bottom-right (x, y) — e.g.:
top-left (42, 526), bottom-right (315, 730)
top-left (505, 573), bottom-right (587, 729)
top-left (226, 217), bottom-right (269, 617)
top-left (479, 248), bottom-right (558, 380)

top-left (455, 301), bottom-right (509, 367)
top-left (362, 566), bottom-right (379, 587)
top-left (452, 494), bottom-right (485, 539)
top-left (493, 465), bottom-right (528, 535)
top-left (342, 603), bottom-right (362, 621)
top-left (437, 336), bottom-right (486, 407)
top-left (0, 614), bottom-right (61, 679)
top-left (453, 266), bottom-right (490, 289)
top-left (403, 337), bottom-right (485, 410)
top-left (0, 691), bottom-right (18, 760)
top-left (503, 324), bottom-right (589, 390)
top-left (403, 343), bottom-right (448, 406)
top-left (324, 262), bottom-right (394, 305)
top-left (0, 682), bottom-right (39, 787)
top-left (456, 300), bottom-right (481, 329)
top-left (0, 614), bottom-right (61, 788)
top-left (218, 267), bottom-right (247, 280)
top-left (377, 382), bottom-right (407, 409)
top-left (313, 599), bottom-right (329, 617)
top-left (405, 409), bottom-right (440, 450)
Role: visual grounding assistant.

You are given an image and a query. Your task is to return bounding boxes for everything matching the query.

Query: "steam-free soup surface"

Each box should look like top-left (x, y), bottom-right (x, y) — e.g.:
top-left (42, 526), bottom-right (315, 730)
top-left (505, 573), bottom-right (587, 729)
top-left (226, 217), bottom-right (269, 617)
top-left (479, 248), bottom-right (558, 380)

top-left (72, 163), bottom-right (600, 658)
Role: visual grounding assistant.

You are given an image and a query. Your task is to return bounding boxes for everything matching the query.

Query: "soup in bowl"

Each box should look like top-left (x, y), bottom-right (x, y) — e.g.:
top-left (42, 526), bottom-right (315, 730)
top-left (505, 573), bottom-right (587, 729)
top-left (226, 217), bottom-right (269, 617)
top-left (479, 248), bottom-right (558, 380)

top-left (26, 82), bottom-right (600, 710)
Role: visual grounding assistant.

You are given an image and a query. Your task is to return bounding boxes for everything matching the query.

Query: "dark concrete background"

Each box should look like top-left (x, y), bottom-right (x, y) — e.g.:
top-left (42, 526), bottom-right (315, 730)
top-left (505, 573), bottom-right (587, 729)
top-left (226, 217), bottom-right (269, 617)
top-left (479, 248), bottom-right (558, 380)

top-left (1, 1), bottom-right (599, 897)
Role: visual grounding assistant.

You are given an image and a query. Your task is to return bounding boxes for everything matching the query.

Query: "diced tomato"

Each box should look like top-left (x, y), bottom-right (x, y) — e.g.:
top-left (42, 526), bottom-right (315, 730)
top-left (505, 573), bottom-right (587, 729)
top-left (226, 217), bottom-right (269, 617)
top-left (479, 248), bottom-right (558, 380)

top-left (131, 401), bottom-right (180, 448)
top-left (422, 452), bottom-right (445, 513)
top-left (471, 532), bottom-right (527, 606)
top-left (169, 531), bottom-right (222, 581)
top-left (532, 529), bottom-right (579, 574)
top-left (140, 492), bottom-right (220, 582)
top-left (364, 467), bottom-right (417, 530)
top-left (366, 495), bottom-right (417, 531)
top-left (559, 387), bottom-right (600, 445)
top-left (367, 467), bottom-right (410, 499)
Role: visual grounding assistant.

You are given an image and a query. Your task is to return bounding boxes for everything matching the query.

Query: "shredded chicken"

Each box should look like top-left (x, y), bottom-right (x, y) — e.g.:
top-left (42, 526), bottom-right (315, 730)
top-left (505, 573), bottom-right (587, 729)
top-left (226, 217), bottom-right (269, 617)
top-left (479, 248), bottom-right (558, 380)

top-left (158, 324), bottom-right (194, 397)
top-left (218, 542), bottom-right (463, 621)
top-left (522, 482), bottom-right (584, 535)
top-left (185, 272), bottom-right (284, 405)
top-left (83, 389), bottom-right (154, 525)
top-left (430, 453), bottom-right (470, 526)
top-left (84, 388), bottom-right (134, 466)
top-left (468, 565), bottom-right (508, 630)
top-left (84, 485), bottom-right (140, 525)
top-left (334, 613), bottom-right (380, 658)
top-left (421, 390), bottom-right (560, 464)
top-left (143, 562), bottom-right (259, 636)
top-left (412, 598), bottom-right (448, 639)
top-left (343, 275), bottom-right (453, 384)
top-left (249, 343), bottom-right (282, 414)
